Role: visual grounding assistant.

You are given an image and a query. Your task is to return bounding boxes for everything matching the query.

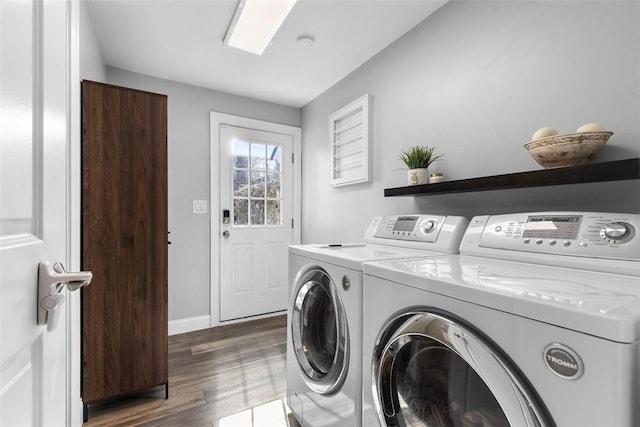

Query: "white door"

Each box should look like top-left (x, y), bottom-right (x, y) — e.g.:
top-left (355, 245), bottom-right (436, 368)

top-left (218, 122), bottom-right (298, 321)
top-left (0, 0), bottom-right (70, 425)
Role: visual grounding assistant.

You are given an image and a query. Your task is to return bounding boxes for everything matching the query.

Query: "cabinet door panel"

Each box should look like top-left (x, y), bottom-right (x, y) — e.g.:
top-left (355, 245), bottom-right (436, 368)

top-left (81, 81), bottom-right (168, 404)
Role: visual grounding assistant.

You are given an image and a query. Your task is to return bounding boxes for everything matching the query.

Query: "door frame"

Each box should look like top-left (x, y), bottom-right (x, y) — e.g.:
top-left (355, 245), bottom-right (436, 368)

top-left (209, 112), bottom-right (301, 327)
top-left (68, 0), bottom-right (83, 424)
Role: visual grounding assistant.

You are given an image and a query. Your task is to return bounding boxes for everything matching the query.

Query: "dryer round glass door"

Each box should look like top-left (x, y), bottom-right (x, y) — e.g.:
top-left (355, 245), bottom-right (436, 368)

top-left (291, 267), bottom-right (349, 395)
top-left (373, 312), bottom-right (548, 426)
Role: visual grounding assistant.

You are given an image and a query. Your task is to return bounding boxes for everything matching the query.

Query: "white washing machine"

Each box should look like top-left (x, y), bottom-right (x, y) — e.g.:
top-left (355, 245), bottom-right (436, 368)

top-left (287, 214), bottom-right (469, 426)
top-left (362, 211), bottom-right (640, 427)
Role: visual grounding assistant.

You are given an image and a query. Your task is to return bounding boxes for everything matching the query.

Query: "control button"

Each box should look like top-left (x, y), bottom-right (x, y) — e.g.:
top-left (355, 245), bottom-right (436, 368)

top-left (579, 242), bottom-right (587, 247)
top-left (523, 239), bottom-right (530, 244)
top-left (549, 240), bottom-right (557, 246)
top-left (536, 239), bottom-right (543, 245)
top-left (563, 241), bottom-right (571, 247)
top-left (495, 226), bottom-right (502, 232)
top-left (420, 220), bottom-right (437, 234)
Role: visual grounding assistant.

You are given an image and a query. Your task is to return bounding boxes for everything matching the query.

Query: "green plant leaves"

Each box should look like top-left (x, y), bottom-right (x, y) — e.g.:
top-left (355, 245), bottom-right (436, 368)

top-left (399, 145), bottom-right (444, 169)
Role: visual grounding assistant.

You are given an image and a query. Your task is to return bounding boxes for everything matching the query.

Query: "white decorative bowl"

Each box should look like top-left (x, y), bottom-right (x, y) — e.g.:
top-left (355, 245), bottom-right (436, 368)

top-left (524, 131), bottom-right (613, 169)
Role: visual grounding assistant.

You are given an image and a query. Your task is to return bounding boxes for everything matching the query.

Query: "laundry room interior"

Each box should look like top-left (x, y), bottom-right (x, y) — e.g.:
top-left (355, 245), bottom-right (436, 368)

top-left (4, 0), bottom-right (638, 426)
top-left (80, 0), bottom-right (640, 327)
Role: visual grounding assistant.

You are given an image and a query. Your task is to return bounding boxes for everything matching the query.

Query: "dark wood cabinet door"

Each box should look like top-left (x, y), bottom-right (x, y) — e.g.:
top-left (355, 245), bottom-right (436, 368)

top-left (81, 81), bottom-right (168, 404)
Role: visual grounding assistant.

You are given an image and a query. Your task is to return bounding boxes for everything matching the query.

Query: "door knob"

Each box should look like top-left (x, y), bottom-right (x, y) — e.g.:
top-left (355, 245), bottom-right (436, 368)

top-left (222, 230), bottom-right (231, 238)
top-left (38, 261), bottom-right (93, 331)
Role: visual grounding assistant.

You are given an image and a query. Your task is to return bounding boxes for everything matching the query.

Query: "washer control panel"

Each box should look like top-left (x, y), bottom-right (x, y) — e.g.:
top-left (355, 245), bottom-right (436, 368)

top-left (474, 212), bottom-right (639, 261)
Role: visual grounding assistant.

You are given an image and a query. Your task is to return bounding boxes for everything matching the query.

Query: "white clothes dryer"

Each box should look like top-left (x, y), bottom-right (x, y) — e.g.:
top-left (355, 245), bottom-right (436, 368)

top-left (362, 211), bottom-right (640, 427)
top-left (287, 214), bottom-right (469, 426)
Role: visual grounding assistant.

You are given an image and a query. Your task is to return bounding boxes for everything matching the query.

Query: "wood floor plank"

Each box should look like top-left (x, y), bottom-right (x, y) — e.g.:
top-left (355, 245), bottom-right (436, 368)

top-left (83, 315), bottom-right (298, 426)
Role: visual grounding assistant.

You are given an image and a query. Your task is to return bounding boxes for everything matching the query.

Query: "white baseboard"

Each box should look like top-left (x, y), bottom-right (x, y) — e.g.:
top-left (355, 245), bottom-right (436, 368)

top-left (168, 315), bottom-right (211, 336)
top-left (216, 310), bottom-right (286, 327)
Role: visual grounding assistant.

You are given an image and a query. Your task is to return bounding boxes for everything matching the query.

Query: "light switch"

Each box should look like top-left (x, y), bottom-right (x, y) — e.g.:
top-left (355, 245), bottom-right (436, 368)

top-left (193, 200), bottom-right (208, 214)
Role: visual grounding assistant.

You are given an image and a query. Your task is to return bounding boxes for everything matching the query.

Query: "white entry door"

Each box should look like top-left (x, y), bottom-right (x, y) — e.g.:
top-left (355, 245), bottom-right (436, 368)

top-left (217, 120), bottom-right (300, 322)
top-left (0, 0), bottom-right (70, 425)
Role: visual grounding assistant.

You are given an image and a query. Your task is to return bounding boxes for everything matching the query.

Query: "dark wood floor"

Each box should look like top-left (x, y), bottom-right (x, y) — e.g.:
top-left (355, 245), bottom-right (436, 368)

top-left (83, 315), bottom-right (300, 426)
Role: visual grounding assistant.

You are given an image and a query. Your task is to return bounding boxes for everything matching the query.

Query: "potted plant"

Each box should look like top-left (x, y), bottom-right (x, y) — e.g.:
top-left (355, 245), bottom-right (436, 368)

top-left (399, 145), bottom-right (444, 185)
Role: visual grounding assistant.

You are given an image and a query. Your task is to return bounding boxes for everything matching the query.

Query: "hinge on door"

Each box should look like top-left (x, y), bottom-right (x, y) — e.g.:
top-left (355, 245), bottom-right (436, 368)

top-left (291, 219), bottom-right (294, 229)
top-left (292, 153), bottom-right (294, 164)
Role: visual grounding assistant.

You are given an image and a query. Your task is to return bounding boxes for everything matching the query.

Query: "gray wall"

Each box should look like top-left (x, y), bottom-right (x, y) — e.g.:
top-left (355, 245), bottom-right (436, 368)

top-left (79, 0), bottom-right (106, 82)
top-left (106, 67), bottom-right (301, 321)
top-left (301, 1), bottom-right (640, 244)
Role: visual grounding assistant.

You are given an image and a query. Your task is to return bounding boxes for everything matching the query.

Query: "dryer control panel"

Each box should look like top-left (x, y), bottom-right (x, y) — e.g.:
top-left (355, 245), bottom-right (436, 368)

top-left (364, 214), bottom-right (469, 254)
top-left (375, 215), bottom-right (444, 241)
top-left (460, 212), bottom-right (640, 275)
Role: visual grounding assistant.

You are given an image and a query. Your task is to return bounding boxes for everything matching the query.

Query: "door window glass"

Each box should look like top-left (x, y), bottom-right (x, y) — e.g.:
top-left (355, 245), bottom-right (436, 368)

top-left (233, 141), bottom-right (250, 168)
top-left (250, 171), bottom-right (265, 197)
top-left (301, 283), bottom-right (337, 375)
top-left (250, 200), bottom-right (265, 225)
top-left (267, 145), bottom-right (281, 171)
top-left (266, 200), bottom-right (280, 225)
top-left (233, 199), bottom-right (248, 226)
top-left (266, 172), bottom-right (280, 198)
top-left (251, 142), bottom-right (266, 169)
top-left (392, 339), bottom-right (508, 426)
top-left (233, 170), bottom-right (248, 197)
top-left (232, 140), bottom-right (282, 226)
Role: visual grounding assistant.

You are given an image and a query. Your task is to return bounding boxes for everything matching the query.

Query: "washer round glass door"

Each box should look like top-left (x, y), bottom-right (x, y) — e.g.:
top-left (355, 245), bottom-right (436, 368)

top-left (373, 312), bottom-right (548, 426)
top-left (291, 267), bottom-right (349, 395)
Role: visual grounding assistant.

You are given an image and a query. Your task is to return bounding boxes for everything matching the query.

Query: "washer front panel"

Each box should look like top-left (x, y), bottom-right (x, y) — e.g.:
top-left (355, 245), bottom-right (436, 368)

top-left (291, 266), bottom-right (349, 395)
top-left (361, 273), bottom-right (639, 427)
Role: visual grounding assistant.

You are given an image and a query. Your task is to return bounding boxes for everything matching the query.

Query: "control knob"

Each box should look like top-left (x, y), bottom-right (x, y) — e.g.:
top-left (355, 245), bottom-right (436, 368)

top-left (420, 219), bottom-right (437, 234)
top-left (600, 222), bottom-right (633, 242)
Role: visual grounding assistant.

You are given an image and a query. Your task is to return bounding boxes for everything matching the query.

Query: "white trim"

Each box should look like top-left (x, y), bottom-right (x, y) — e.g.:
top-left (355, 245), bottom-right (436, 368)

top-left (209, 112), bottom-right (301, 328)
top-left (168, 315), bottom-right (212, 336)
top-left (218, 310), bottom-right (286, 326)
top-left (66, 0), bottom-right (82, 425)
top-left (329, 94), bottom-right (372, 187)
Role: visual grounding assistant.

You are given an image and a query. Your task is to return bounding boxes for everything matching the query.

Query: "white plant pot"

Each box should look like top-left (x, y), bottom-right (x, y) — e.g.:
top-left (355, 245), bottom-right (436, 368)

top-left (407, 168), bottom-right (429, 185)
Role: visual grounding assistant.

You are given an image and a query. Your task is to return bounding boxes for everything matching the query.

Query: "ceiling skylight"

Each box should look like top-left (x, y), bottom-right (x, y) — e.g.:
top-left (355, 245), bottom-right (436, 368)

top-left (223, 0), bottom-right (298, 55)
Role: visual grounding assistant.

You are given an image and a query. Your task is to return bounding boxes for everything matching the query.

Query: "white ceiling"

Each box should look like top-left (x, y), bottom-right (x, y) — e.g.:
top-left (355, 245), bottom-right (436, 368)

top-left (87, 0), bottom-right (447, 108)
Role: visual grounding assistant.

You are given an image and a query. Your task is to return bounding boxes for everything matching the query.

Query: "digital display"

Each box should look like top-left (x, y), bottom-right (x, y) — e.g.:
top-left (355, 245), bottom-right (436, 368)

top-left (522, 215), bottom-right (581, 239)
top-left (393, 216), bottom-right (418, 232)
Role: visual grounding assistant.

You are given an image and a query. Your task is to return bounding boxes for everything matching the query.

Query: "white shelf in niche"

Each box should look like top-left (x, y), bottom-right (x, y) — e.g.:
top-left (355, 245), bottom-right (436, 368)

top-left (329, 94), bottom-right (372, 187)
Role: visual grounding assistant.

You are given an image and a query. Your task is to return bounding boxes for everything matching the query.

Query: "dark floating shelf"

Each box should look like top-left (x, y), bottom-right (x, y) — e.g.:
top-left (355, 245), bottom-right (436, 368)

top-left (384, 158), bottom-right (640, 197)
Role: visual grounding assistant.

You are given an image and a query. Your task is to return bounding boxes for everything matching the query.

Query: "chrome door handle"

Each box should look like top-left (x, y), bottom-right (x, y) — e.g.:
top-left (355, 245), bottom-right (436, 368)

top-left (38, 261), bottom-right (92, 331)
top-left (222, 230), bottom-right (231, 238)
